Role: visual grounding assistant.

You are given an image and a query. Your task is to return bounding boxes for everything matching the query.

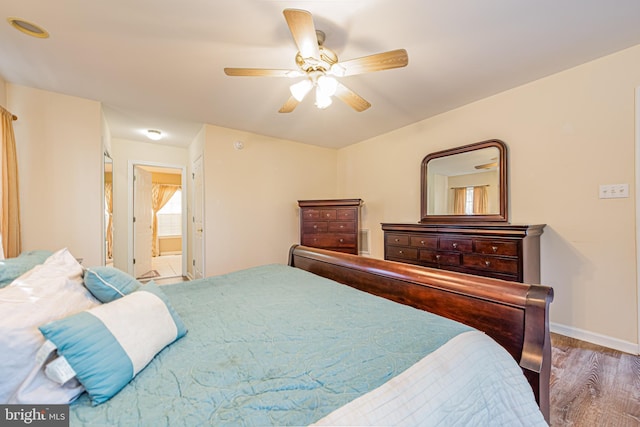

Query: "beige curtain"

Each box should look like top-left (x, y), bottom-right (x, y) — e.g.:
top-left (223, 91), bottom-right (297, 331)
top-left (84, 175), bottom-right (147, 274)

top-left (473, 186), bottom-right (489, 214)
top-left (151, 184), bottom-right (179, 256)
top-left (0, 107), bottom-right (21, 258)
top-left (105, 182), bottom-right (113, 260)
top-left (453, 187), bottom-right (467, 215)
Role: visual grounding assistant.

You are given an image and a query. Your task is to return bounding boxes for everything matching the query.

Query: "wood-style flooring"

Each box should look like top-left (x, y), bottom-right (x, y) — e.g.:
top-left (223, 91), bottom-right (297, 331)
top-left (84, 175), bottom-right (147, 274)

top-left (550, 333), bottom-right (640, 426)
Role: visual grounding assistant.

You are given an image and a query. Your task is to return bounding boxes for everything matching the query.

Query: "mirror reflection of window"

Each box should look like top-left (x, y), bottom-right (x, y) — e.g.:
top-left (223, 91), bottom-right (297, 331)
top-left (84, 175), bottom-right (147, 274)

top-left (451, 185), bottom-right (490, 215)
top-left (428, 146), bottom-right (500, 215)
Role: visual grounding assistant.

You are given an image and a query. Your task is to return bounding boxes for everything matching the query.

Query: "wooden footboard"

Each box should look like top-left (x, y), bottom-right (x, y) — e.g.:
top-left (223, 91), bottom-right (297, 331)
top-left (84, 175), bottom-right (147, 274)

top-left (288, 244), bottom-right (553, 422)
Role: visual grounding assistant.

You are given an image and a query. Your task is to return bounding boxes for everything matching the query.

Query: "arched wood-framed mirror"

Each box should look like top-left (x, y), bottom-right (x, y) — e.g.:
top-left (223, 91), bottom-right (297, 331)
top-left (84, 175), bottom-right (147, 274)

top-left (420, 139), bottom-right (508, 223)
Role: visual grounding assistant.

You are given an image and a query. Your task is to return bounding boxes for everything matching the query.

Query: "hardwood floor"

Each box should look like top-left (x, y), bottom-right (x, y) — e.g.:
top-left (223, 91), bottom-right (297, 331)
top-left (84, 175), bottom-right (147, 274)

top-left (550, 333), bottom-right (640, 426)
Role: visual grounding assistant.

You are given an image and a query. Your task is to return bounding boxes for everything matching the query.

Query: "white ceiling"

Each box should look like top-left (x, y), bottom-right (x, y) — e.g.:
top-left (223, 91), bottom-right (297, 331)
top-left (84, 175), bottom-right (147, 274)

top-left (1, 1), bottom-right (640, 149)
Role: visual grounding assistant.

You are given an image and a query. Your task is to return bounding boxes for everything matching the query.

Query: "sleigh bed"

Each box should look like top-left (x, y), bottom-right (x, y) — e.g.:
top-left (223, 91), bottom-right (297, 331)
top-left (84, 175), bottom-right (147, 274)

top-left (1, 245), bottom-right (552, 426)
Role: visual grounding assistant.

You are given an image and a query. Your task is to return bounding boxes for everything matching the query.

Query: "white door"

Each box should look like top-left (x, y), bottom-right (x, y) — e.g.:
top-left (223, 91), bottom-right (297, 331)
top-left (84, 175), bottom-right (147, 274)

top-left (192, 156), bottom-right (204, 279)
top-left (133, 166), bottom-right (153, 278)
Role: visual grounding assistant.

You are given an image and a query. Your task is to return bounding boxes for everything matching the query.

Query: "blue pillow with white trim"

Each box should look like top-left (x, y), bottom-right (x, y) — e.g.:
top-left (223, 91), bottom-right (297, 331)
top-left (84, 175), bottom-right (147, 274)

top-left (83, 266), bottom-right (142, 303)
top-left (38, 282), bottom-right (187, 405)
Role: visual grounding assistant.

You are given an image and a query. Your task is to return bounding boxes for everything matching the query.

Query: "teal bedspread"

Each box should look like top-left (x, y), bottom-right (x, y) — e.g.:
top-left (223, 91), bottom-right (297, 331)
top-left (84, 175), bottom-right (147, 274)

top-left (69, 264), bottom-right (472, 426)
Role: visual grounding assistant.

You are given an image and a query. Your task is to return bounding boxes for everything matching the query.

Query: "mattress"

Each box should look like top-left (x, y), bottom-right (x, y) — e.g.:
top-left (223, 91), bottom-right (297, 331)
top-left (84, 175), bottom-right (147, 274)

top-left (68, 264), bottom-right (545, 426)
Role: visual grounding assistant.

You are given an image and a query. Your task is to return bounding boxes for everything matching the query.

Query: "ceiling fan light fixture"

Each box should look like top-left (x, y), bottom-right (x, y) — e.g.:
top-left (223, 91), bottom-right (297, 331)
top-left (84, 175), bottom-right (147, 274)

top-left (317, 75), bottom-right (337, 97)
top-left (146, 129), bottom-right (162, 141)
top-left (315, 87), bottom-right (333, 109)
top-left (290, 79), bottom-right (313, 102)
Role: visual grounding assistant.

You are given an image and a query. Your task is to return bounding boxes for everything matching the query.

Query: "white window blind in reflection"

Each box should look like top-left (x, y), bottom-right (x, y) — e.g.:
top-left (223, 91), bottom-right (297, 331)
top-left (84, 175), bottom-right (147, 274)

top-left (158, 190), bottom-right (182, 236)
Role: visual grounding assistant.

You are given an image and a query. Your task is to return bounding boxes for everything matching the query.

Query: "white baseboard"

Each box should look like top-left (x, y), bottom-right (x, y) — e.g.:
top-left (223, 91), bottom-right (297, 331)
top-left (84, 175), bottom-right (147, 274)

top-left (551, 322), bottom-right (639, 355)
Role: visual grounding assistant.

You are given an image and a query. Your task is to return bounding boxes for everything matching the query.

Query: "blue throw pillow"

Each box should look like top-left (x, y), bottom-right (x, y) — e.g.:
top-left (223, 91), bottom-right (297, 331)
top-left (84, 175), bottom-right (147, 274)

top-left (39, 282), bottom-right (187, 405)
top-left (83, 267), bottom-right (142, 302)
top-left (0, 250), bottom-right (53, 288)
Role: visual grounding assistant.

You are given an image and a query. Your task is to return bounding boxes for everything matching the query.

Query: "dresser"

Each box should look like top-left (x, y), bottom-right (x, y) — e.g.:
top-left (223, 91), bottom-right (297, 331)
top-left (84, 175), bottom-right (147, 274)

top-left (382, 223), bottom-right (544, 283)
top-left (298, 199), bottom-right (363, 255)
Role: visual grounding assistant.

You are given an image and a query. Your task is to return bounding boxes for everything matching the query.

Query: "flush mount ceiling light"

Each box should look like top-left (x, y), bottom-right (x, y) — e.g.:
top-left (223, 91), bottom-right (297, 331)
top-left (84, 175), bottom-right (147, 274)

top-left (146, 129), bottom-right (162, 141)
top-left (7, 17), bottom-right (49, 38)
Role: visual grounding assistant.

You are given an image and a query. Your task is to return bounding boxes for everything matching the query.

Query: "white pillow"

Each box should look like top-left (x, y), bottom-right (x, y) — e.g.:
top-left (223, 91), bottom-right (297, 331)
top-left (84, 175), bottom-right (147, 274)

top-left (0, 248), bottom-right (100, 403)
top-left (39, 282), bottom-right (187, 404)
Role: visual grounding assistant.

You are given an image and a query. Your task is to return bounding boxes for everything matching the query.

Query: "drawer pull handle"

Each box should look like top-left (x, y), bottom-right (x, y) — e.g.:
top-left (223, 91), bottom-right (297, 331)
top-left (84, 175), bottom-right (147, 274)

top-left (492, 246), bottom-right (498, 253)
top-left (313, 225), bottom-right (317, 229)
top-left (420, 240), bottom-right (425, 245)
top-left (452, 243), bottom-right (458, 249)
top-left (485, 260), bottom-right (491, 267)
top-left (339, 239), bottom-right (344, 243)
top-left (398, 250), bottom-right (403, 254)
top-left (339, 225), bottom-right (344, 228)
top-left (395, 238), bottom-right (400, 242)
top-left (435, 254), bottom-right (441, 260)
top-left (326, 213), bottom-right (331, 217)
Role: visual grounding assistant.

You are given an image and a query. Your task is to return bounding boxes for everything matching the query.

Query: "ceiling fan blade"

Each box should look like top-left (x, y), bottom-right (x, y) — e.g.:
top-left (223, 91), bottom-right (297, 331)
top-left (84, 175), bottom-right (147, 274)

top-left (332, 49), bottom-right (408, 77)
top-left (224, 68), bottom-right (303, 77)
top-left (278, 96), bottom-right (300, 113)
top-left (334, 82), bottom-right (371, 112)
top-left (283, 9), bottom-right (320, 59)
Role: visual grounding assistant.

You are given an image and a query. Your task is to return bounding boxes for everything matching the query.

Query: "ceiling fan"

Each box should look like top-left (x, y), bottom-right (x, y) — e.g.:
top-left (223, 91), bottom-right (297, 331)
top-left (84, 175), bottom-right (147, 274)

top-left (224, 9), bottom-right (409, 113)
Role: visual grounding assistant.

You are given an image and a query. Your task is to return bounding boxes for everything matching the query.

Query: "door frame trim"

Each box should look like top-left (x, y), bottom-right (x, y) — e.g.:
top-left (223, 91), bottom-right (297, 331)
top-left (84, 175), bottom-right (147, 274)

top-left (127, 160), bottom-right (188, 278)
top-left (635, 86), bottom-right (640, 354)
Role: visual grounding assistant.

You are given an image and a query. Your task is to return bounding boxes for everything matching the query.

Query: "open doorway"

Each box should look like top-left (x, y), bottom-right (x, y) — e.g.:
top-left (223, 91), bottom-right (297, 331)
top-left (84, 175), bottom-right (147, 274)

top-left (131, 163), bottom-right (186, 281)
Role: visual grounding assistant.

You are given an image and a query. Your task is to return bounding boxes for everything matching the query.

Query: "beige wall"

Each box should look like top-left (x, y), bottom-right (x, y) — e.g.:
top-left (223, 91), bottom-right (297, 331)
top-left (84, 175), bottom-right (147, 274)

top-left (337, 44), bottom-right (640, 351)
top-left (201, 124), bottom-right (337, 275)
top-left (8, 84), bottom-right (103, 265)
top-left (0, 75), bottom-right (7, 107)
top-left (110, 138), bottom-right (188, 273)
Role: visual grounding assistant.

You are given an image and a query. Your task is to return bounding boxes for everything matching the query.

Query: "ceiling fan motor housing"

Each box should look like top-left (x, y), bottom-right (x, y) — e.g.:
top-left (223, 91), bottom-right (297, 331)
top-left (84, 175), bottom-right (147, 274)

top-left (295, 46), bottom-right (338, 72)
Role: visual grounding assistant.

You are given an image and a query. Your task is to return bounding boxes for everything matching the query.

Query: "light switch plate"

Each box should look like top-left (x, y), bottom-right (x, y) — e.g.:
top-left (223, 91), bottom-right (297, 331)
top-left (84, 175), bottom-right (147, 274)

top-left (599, 184), bottom-right (629, 199)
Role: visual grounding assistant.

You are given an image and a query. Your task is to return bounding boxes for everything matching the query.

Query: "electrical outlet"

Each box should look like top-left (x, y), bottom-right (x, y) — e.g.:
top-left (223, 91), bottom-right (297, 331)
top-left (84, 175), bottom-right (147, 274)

top-left (599, 184), bottom-right (629, 199)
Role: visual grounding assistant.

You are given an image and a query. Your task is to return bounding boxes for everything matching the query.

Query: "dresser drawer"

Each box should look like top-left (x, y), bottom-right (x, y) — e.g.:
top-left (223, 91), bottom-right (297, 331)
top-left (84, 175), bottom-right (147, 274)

top-left (302, 222), bottom-right (328, 233)
top-left (463, 254), bottom-right (518, 275)
top-left (328, 221), bottom-right (356, 233)
top-left (474, 239), bottom-right (518, 256)
top-left (386, 246), bottom-right (418, 261)
top-left (418, 250), bottom-right (461, 266)
top-left (302, 209), bottom-right (320, 220)
top-left (336, 208), bottom-right (357, 220)
top-left (410, 236), bottom-right (437, 249)
top-left (302, 234), bottom-right (356, 248)
top-left (319, 209), bottom-right (337, 220)
top-left (386, 233), bottom-right (409, 246)
top-left (439, 237), bottom-right (473, 253)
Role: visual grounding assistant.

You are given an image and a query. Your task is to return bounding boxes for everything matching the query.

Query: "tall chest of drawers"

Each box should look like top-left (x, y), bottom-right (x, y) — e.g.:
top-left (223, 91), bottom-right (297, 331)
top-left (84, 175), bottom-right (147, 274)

top-left (298, 199), bottom-right (363, 255)
top-left (382, 223), bottom-right (545, 283)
